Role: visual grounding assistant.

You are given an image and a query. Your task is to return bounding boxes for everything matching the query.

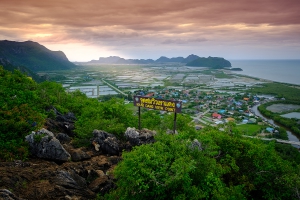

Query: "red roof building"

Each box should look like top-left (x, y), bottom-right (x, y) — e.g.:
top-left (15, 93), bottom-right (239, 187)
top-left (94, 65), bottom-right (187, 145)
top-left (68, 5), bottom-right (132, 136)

top-left (212, 113), bottom-right (222, 119)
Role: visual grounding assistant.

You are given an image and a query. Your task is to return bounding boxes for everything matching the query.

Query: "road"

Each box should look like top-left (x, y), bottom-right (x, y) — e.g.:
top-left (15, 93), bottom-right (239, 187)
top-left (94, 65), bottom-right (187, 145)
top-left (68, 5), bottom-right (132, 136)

top-left (242, 135), bottom-right (300, 146)
top-left (102, 79), bottom-right (127, 96)
top-left (191, 109), bottom-right (212, 125)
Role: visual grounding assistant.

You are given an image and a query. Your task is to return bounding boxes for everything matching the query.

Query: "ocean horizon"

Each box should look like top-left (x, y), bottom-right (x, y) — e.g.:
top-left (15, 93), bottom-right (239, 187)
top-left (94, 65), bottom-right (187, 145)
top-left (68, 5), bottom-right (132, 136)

top-left (229, 60), bottom-right (300, 85)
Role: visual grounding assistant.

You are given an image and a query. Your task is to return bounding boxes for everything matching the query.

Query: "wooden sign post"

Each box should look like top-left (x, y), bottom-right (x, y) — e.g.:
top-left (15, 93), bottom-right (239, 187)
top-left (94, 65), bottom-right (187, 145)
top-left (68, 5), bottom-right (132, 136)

top-left (133, 96), bottom-right (182, 133)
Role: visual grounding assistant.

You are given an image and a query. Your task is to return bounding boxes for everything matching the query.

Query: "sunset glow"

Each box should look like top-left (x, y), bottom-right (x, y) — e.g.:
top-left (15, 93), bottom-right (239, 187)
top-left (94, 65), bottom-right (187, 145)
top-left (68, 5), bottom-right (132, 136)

top-left (0, 0), bottom-right (299, 61)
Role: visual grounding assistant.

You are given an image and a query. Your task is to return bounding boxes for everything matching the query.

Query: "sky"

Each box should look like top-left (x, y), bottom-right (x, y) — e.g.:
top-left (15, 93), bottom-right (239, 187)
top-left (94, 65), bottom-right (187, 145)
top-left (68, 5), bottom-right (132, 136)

top-left (0, 0), bottom-right (300, 61)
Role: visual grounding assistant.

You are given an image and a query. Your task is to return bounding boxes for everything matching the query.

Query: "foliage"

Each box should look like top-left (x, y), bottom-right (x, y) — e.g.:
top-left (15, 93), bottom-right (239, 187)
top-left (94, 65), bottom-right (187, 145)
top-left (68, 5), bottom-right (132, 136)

top-left (248, 83), bottom-right (300, 101)
top-left (274, 143), bottom-right (300, 166)
top-left (74, 98), bottom-right (137, 140)
top-left (0, 67), bottom-right (137, 160)
top-left (107, 128), bottom-right (300, 199)
top-left (33, 133), bottom-right (47, 143)
top-left (258, 102), bottom-right (300, 136)
top-left (0, 58), bottom-right (43, 82)
top-left (139, 111), bottom-right (194, 133)
top-left (0, 67), bottom-right (45, 161)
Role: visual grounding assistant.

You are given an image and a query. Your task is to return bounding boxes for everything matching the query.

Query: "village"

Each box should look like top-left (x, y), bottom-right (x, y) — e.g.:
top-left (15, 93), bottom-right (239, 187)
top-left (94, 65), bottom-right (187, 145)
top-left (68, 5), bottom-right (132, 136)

top-left (49, 64), bottom-right (282, 138)
top-left (131, 84), bottom-right (279, 135)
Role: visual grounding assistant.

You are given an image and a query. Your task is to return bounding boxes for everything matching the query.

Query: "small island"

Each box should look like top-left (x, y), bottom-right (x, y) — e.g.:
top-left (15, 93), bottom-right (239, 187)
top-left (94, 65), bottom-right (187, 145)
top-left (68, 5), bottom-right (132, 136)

top-left (229, 67), bottom-right (243, 71)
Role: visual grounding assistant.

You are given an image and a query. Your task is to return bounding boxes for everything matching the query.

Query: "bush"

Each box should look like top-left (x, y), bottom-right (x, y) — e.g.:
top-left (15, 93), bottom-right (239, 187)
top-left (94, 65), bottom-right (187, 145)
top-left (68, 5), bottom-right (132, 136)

top-left (106, 128), bottom-right (300, 199)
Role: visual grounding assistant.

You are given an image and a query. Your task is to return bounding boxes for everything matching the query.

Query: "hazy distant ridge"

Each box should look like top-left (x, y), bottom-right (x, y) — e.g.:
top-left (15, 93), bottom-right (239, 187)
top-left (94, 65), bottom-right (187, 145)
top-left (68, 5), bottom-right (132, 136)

top-left (0, 40), bottom-right (77, 71)
top-left (76, 54), bottom-right (231, 68)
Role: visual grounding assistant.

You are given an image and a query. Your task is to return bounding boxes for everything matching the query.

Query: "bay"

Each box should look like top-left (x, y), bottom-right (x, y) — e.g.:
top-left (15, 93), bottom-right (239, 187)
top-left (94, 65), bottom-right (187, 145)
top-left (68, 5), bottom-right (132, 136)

top-left (229, 60), bottom-right (300, 85)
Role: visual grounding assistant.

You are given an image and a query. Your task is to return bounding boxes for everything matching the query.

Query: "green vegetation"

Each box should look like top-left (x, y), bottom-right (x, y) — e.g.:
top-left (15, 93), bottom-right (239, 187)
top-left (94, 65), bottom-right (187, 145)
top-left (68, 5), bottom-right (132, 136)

top-left (186, 57), bottom-right (231, 69)
top-left (33, 133), bottom-right (47, 143)
top-left (0, 66), bottom-right (136, 160)
top-left (201, 70), bottom-right (234, 79)
top-left (2, 67), bottom-right (300, 199)
top-left (258, 101), bottom-right (300, 136)
top-left (0, 58), bottom-right (43, 82)
top-left (234, 124), bottom-right (265, 136)
top-left (248, 83), bottom-right (300, 101)
top-left (106, 128), bottom-right (300, 199)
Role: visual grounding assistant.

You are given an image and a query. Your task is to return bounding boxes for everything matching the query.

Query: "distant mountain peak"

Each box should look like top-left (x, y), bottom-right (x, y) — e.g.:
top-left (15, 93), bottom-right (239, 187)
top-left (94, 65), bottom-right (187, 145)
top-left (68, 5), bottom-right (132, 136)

top-left (0, 40), bottom-right (76, 71)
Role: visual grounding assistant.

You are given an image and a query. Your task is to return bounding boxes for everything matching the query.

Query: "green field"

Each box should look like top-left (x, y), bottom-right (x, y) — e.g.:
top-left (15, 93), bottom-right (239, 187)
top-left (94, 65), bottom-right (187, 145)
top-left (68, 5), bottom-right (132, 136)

top-left (235, 124), bottom-right (266, 136)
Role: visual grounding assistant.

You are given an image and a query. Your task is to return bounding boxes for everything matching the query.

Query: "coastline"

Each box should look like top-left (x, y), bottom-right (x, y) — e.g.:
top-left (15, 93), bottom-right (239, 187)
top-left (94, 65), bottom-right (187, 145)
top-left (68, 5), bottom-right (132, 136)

top-left (228, 60), bottom-right (300, 86)
top-left (227, 70), bottom-right (300, 87)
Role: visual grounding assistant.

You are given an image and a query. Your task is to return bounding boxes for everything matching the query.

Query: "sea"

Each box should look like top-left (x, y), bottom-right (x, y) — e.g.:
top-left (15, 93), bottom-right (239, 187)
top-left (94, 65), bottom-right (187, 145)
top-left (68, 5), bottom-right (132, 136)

top-left (229, 60), bottom-right (300, 85)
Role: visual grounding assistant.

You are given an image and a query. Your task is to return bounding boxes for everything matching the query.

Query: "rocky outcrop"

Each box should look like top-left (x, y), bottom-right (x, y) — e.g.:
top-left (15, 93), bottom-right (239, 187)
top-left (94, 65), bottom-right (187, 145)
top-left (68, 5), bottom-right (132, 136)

top-left (91, 130), bottom-right (120, 155)
top-left (53, 170), bottom-right (95, 199)
top-left (0, 155), bottom-right (118, 200)
top-left (124, 127), bottom-right (156, 146)
top-left (0, 189), bottom-right (24, 200)
top-left (68, 148), bottom-right (91, 162)
top-left (56, 133), bottom-right (71, 144)
top-left (25, 128), bottom-right (71, 162)
top-left (189, 139), bottom-right (203, 151)
top-left (45, 106), bottom-right (76, 137)
top-left (3, 127), bottom-right (159, 199)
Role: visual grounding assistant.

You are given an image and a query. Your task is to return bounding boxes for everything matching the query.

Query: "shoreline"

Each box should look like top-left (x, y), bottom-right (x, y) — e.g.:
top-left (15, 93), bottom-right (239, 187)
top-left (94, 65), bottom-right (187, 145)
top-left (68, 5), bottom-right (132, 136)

top-left (227, 71), bottom-right (300, 87)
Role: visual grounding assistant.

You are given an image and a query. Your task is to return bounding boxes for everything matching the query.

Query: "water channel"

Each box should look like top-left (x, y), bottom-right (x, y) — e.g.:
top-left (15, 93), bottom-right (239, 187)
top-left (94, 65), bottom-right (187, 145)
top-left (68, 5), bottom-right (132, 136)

top-left (251, 104), bottom-right (300, 146)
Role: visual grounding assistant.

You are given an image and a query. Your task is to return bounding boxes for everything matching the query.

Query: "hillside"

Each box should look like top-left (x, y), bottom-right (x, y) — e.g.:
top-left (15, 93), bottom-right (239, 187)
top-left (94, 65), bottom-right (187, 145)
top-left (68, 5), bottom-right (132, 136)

top-left (181, 54), bottom-right (200, 63)
top-left (0, 58), bottom-right (43, 82)
top-left (186, 56), bottom-right (232, 68)
top-left (1, 67), bottom-right (300, 199)
top-left (0, 40), bottom-right (77, 71)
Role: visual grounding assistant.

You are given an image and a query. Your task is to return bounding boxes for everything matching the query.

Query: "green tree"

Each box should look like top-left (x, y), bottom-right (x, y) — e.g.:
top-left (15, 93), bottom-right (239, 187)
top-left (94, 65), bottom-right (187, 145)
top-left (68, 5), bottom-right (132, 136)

top-left (106, 128), bottom-right (300, 199)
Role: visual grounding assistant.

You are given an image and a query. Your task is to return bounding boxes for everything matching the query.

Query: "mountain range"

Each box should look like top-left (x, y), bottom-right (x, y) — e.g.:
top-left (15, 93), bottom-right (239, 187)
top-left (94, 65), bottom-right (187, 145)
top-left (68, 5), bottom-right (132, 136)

top-left (0, 40), bottom-right (76, 71)
top-left (75, 54), bottom-right (231, 68)
top-left (75, 54), bottom-right (202, 65)
top-left (0, 40), bottom-right (232, 73)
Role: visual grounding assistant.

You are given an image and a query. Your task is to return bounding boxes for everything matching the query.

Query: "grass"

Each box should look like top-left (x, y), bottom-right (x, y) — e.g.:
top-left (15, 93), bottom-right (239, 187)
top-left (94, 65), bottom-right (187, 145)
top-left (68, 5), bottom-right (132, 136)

top-left (235, 124), bottom-right (266, 136)
top-left (124, 103), bottom-right (138, 112)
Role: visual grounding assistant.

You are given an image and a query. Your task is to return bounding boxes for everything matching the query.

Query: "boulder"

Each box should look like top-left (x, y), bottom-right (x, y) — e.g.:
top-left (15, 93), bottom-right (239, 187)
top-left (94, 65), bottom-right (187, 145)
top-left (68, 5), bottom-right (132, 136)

top-left (125, 127), bottom-right (156, 146)
top-left (91, 130), bottom-right (120, 155)
top-left (56, 133), bottom-right (71, 144)
top-left (69, 148), bottom-right (91, 162)
top-left (189, 139), bottom-right (203, 151)
top-left (166, 129), bottom-right (178, 134)
top-left (25, 128), bottom-right (71, 162)
top-left (0, 189), bottom-right (24, 200)
top-left (88, 170), bottom-right (109, 192)
top-left (53, 170), bottom-right (95, 199)
top-left (45, 106), bottom-right (76, 137)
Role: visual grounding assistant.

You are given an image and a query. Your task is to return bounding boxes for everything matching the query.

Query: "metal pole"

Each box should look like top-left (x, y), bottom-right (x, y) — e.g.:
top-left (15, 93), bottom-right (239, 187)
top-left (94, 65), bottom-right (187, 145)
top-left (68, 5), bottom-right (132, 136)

top-left (173, 112), bottom-right (177, 134)
top-left (138, 106), bottom-right (141, 130)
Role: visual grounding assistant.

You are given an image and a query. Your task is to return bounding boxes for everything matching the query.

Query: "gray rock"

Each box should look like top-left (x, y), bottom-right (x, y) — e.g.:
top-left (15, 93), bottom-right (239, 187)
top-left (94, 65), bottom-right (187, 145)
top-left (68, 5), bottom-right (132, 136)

top-left (0, 189), bottom-right (24, 200)
top-left (166, 129), bottom-right (178, 134)
top-left (189, 139), bottom-right (203, 151)
top-left (91, 130), bottom-right (120, 155)
top-left (69, 148), bottom-right (91, 162)
top-left (46, 106), bottom-right (76, 137)
top-left (56, 133), bottom-right (71, 144)
top-left (54, 170), bottom-right (95, 199)
top-left (25, 128), bottom-right (71, 162)
top-left (125, 127), bottom-right (156, 146)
